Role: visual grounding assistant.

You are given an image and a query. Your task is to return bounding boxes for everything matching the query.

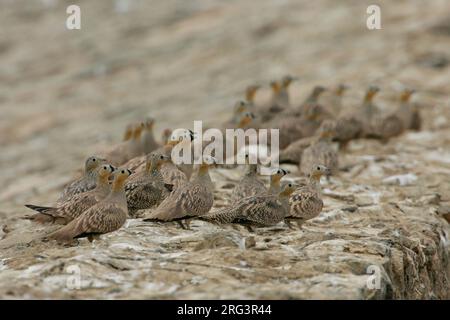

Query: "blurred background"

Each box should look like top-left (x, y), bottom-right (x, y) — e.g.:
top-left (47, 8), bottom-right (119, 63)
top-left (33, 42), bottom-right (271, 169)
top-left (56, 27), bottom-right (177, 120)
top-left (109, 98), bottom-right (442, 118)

top-left (1, 0), bottom-right (450, 213)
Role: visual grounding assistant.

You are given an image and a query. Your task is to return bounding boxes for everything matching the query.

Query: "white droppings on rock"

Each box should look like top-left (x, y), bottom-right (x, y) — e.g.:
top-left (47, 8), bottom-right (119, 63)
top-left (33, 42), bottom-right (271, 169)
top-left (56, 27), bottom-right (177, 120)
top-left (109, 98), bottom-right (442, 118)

top-left (383, 173), bottom-right (418, 186)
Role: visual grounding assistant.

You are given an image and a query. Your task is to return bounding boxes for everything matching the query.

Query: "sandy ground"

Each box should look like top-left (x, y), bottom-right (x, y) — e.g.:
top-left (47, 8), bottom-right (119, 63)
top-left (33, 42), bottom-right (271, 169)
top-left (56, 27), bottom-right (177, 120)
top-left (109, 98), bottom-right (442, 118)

top-left (0, 0), bottom-right (450, 299)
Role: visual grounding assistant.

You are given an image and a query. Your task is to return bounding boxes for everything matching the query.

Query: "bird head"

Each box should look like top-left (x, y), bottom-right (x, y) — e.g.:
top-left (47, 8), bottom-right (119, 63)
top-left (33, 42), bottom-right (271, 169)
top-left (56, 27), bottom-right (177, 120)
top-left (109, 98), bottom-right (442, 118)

top-left (85, 156), bottom-right (107, 173)
top-left (310, 164), bottom-right (330, 180)
top-left (279, 181), bottom-right (299, 197)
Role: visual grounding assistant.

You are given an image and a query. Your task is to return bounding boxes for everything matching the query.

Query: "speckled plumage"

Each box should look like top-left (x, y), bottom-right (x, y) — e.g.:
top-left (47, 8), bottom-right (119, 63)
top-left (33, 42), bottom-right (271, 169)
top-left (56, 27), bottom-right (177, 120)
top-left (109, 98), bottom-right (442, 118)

top-left (57, 156), bottom-right (107, 203)
top-left (142, 157), bottom-right (215, 223)
top-left (26, 164), bottom-right (115, 224)
top-left (322, 84), bottom-right (350, 117)
top-left (202, 182), bottom-right (296, 228)
top-left (49, 168), bottom-right (131, 243)
top-left (287, 165), bottom-right (328, 228)
top-left (125, 152), bottom-right (172, 217)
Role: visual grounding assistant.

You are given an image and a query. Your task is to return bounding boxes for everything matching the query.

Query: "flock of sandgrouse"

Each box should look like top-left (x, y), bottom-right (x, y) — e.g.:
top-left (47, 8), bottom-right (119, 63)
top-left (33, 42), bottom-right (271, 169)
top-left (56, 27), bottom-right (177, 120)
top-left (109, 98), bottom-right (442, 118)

top-left (24, 75), bottom-right (421, 243)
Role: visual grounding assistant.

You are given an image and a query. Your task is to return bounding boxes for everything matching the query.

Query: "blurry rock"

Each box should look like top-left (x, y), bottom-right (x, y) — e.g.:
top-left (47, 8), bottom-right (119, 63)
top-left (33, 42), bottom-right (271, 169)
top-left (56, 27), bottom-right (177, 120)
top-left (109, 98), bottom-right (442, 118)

top-left (416, 52), bottom-right (449, 69)
top-left (193, 231), bottom-right (252, 251)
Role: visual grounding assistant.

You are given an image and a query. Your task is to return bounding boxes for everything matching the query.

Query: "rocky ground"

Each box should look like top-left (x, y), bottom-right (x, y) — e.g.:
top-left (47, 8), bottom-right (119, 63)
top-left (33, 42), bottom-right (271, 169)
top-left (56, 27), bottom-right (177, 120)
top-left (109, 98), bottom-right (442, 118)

top-left (0, 0), bottom-right (450, 299)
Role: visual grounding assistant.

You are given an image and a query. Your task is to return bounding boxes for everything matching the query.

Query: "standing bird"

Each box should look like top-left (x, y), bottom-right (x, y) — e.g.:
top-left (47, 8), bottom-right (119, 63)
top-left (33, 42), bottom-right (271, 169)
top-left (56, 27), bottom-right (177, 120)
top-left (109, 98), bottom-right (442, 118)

top-left (141, 117), bottom-right (159, 154)
top-left (300, 120), bottom-right (338, 176)
top-left (142, 156), bottom-right (216, 229)
top-left (358, 85), bottom-right (381, 138)
top-left (201, 182), bottom-right (297, 230)
top-left (268, 103), bottom-right (328, 149)
top-left (230, 154), bottom-right (266, 202)
top-left (48, 168), bottom-right (132, 243)
top-left (125, 152), bottom-right (173, 217)
top-left (57, 156), bottom-right (107, 203)
top-left (25, 164), bottom-right (115, 224)
top-left (286, 165), bottom-right (329, 229)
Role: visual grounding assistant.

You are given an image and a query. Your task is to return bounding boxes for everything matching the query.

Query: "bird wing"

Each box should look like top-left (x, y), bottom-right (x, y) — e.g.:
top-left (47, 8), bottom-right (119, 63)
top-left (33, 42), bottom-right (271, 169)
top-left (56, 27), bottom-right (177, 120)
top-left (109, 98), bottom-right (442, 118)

top-left (126, 181), bottom-right (163, 209)
top-left (237, 195), bottom-right (285, 225)
top-left (58, 191), bottom-right (99, 220)
top-left (289, 189), bottom-right (323, 220)
top-left (144, 182), bottom-right (212, 221)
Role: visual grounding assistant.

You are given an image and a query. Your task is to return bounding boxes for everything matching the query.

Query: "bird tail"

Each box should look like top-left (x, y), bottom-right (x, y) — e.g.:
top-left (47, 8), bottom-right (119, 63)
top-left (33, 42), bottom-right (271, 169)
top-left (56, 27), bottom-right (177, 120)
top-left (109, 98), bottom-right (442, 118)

top-left (23, 204), bottom-right (66, 224)
top-left (24, 204), bottom-right (55, 215)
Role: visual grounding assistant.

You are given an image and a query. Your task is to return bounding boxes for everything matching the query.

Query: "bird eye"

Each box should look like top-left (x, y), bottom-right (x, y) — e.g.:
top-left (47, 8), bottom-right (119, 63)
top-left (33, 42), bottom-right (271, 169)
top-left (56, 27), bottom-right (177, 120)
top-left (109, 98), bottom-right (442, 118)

top-left (160, 155), bottom-right (164, 159)
top-left (92, 158), bottom-right (96, 162)
top-left (121, 170), bottom-right (125, 174)
top-left (317, 166), bottom-right (320, 170)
